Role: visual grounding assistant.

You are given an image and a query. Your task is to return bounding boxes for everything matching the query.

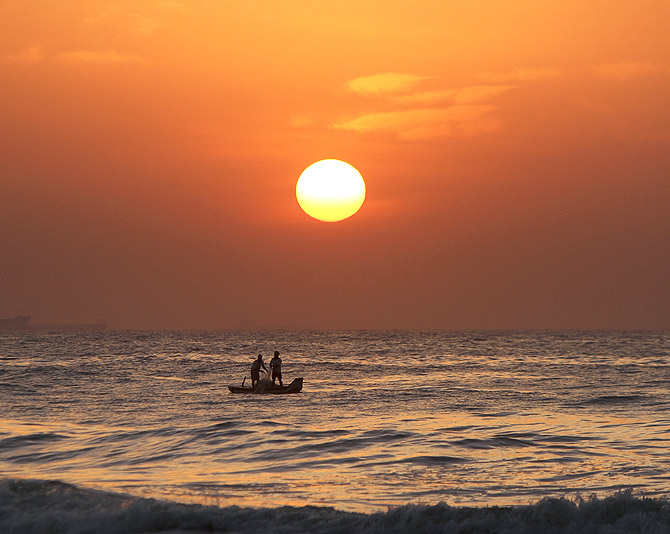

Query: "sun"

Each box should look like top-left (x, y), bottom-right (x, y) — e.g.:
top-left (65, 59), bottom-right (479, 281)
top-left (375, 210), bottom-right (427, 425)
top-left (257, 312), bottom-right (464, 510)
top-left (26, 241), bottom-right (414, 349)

top-left (296, 159), bottom-right (366, 222)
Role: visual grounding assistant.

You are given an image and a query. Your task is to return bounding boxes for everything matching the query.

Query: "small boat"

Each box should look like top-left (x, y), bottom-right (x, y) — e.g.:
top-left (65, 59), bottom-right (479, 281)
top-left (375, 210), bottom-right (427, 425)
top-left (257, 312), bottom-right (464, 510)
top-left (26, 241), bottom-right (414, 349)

top-left (228, 377), bottom-right (303, 394)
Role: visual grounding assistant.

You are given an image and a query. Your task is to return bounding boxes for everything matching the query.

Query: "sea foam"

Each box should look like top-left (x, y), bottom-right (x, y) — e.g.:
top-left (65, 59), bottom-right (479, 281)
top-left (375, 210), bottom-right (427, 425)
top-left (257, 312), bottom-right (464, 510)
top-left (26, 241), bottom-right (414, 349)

top-left (2, 478), bottom-right (670, 534)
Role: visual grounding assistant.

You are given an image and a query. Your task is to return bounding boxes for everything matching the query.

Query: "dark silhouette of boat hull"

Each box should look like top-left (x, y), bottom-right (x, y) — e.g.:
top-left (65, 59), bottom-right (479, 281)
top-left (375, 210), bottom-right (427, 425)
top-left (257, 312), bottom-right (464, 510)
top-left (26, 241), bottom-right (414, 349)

top-left (228, 377), bottom-right (303, 394)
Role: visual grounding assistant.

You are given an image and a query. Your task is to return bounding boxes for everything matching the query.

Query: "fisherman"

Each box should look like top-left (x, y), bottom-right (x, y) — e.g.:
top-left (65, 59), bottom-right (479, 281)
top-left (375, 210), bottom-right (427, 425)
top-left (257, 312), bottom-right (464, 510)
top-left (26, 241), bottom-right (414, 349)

top-left (250, 353), bottom-right (267, 389)
top-left (270, 351), bottom-right (283, 386)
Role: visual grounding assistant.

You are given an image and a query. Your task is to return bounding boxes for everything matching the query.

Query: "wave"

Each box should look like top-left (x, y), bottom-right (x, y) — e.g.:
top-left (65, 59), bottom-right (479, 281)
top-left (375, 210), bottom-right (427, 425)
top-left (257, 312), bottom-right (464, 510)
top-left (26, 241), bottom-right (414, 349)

top-left (451, 436), bottom-right (535, 449)
top-left (573, 395), bottom-right (650, 407)
top-left (2, 479), bottom-right (670, 534)
top-left (0, 432), bottom-right (69, 451)
top-left (362, 455), bottom-right (467, 467)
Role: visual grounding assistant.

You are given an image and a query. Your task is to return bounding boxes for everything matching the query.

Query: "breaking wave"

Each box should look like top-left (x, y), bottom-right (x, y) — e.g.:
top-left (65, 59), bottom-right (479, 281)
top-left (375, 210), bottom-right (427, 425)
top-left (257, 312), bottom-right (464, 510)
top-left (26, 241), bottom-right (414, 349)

top-left (2, 478), bottom-right (670, 534)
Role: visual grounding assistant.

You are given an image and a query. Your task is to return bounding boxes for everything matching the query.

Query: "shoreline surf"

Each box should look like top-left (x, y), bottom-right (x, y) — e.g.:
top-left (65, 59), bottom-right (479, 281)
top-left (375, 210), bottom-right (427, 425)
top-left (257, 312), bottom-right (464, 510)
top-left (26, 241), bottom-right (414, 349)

top-left (2, 478), bottom-right (670, 534)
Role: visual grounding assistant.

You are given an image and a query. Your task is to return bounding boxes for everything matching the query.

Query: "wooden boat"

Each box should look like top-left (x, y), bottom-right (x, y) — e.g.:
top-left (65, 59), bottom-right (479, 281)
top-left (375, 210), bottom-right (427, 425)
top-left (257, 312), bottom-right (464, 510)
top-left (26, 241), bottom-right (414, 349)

top-left (228, 377), bottom-right (303, 394)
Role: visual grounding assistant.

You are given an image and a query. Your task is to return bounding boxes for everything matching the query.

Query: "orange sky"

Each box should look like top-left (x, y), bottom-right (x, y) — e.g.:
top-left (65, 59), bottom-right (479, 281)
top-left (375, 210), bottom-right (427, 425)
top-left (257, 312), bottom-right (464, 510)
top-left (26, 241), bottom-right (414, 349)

top-left (1, 0), bottom-right (668, 329)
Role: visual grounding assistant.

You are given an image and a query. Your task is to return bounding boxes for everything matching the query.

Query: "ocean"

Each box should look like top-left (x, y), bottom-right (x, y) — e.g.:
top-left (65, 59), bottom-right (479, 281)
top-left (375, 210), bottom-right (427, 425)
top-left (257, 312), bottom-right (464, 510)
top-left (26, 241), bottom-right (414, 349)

top-left (1, 330), bottom-right (670, 533)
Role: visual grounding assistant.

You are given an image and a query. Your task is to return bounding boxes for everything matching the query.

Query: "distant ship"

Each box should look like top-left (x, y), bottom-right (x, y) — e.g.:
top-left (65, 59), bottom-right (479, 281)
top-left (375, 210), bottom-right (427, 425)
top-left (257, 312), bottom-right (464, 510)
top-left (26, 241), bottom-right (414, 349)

top-left (0, 315), bottom-right (31, 330)
top-left (0, 316), bottom-right (106, 331)
top-left (32, 322), bottom-right (107, 331)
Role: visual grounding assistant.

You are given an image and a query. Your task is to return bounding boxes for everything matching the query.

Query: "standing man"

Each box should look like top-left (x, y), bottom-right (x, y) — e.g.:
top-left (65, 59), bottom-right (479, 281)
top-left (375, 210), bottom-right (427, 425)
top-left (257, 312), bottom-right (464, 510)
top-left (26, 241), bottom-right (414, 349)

top-left (250, 354), bottom-right (267, 389)
top-left (270, 351), bottom-right (283, 386)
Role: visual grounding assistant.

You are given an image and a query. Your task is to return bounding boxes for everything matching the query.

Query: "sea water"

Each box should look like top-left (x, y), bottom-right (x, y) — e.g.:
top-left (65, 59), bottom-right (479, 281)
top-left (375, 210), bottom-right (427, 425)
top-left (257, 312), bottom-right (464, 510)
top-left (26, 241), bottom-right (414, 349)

top-left (1, 330), bottom-right (669, 533)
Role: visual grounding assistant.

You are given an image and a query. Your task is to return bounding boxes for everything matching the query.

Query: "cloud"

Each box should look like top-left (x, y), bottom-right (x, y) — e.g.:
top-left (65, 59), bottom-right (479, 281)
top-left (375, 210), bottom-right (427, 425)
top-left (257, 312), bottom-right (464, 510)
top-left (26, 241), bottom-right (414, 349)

top-left (131, 16), bottom-right (162, 36)
top-left (394, 85), bottom-right (515, 105)
top-left (82, 2), bottom-right (192, 36)
top-left (2, 46), bottom-right (147, 67)
top-left (157, 1), bottom-right (186, 7)
top-left (333, 105), bottom-right (500, 140)
top-left (338, 72), bottom-right (516, 139)
top-left (592, 61), bottom-right (668, 80)
top-left (347, 72), bottom-right (432, 96)
top-left (57, 50), bottom-right (147, 65)
top-left (478, 68), bottom-right (562, 83)
top-left (2, 46), bottom-right (43, 64)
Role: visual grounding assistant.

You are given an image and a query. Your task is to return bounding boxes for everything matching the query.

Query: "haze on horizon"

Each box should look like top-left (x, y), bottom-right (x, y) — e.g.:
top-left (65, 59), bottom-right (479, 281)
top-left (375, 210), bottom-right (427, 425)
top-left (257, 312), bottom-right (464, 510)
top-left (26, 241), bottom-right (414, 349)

top-left (1, 1), bottom-right (668, 331)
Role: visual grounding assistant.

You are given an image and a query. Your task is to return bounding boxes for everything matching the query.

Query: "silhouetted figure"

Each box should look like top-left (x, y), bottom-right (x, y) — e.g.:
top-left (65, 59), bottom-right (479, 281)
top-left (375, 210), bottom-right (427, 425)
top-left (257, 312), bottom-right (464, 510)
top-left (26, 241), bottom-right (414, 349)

top-left (250, 354), bottom-right (267, 389)
top-left (270, 351), bottom-right (283, 386)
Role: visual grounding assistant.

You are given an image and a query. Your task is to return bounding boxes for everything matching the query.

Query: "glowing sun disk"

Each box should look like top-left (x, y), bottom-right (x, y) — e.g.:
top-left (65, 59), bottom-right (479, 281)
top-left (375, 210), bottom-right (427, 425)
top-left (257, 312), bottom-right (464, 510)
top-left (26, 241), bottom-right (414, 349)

top-left (296, 159), bottom-right (366, 222)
